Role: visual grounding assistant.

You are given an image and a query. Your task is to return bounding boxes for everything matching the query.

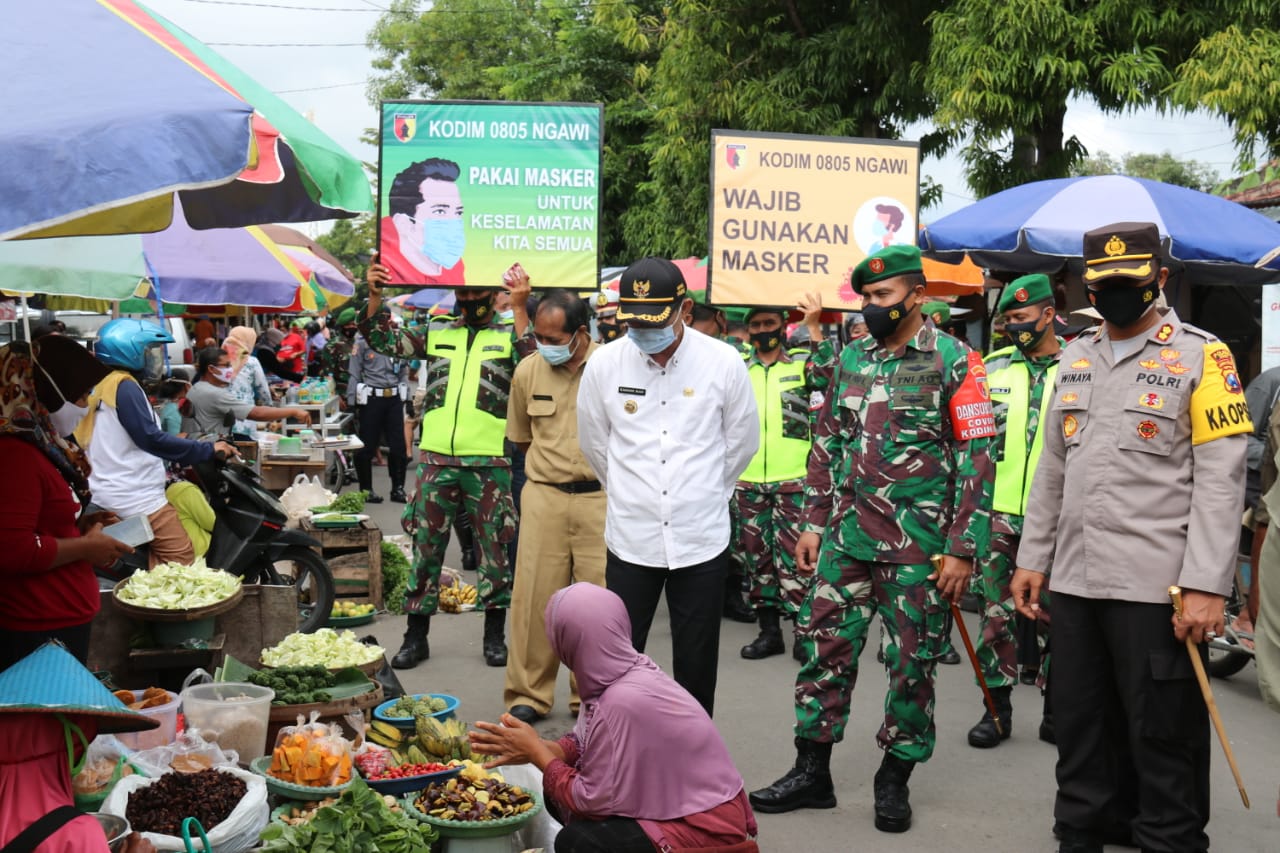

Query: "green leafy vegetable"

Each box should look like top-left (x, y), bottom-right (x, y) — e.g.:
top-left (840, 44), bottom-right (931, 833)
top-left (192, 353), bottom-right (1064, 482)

top-left (116, 559), bottom-right (241, 609)
top-left (258, 778), bottom-right (437, 852)
top-left (315, 491), bottom-right (368, 514)
top-left (381, 542), bottom-right (410, 615)
top-left (261, 629), bottom-right (383, 669)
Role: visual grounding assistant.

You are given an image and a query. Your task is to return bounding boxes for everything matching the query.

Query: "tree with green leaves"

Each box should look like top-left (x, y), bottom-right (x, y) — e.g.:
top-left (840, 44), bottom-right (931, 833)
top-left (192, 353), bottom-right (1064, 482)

top-left (1072, 151), bottom-right (1219, 191)
top-left (317, 216), bottom-right (376, 300)
top-left (925, 0), bottom-right (1228, 198)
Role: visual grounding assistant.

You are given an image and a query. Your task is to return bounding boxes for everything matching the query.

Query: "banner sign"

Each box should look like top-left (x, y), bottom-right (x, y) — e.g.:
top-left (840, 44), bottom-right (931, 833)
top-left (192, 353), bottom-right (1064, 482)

top-left (708, 130), bottom-right (919, 309)
top-left (377, 101), bottom-right (602, 289)
top-left (1264, 283), bottom-right (1280, 372)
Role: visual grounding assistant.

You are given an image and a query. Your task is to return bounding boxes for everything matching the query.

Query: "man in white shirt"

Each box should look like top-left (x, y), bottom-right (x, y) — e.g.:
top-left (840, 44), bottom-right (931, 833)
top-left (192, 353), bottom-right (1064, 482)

top-left (577, 257), bottom-right (759, 715)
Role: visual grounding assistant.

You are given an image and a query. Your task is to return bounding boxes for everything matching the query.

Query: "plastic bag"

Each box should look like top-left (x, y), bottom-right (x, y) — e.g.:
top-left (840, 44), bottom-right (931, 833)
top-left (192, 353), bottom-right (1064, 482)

top-left (504, 763), bottom-right (562, 852)
top-left (129, 729), bottom-right (239, 778)
top-left (280, 474), bottom-right (334, 518)
top-left (102, 765), bottom-right (267, 853)
top-left (266, 711), bottom-right (353, 787)
top-left (360, 634), bottom-right (405, 700)
top-left (73, 735), bottom-right (144, 810)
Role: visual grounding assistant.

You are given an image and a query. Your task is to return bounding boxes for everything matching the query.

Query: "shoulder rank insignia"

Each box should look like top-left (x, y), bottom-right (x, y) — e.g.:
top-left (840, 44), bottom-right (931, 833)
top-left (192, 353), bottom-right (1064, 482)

top-left (1155, 323), bottom-right (1175, 343)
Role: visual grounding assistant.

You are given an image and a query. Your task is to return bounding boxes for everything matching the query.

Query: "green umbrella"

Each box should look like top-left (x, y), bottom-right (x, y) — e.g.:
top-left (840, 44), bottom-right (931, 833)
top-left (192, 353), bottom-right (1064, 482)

top-left (0, 234), bottom-right (145, 300)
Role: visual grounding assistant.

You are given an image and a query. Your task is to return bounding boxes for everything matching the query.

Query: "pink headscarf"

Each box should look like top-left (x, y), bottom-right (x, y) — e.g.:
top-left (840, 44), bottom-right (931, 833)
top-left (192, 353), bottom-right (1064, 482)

top-left (545, 583), bottom-right (745, 820)
top-left (0, 714), bottom-right (109, 850)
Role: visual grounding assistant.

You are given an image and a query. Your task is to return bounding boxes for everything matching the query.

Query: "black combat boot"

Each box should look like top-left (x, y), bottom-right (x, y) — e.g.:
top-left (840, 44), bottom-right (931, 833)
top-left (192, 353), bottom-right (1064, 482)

top-left (748, 738), bottom-right (836, 813)
top-left (455, 515), bottom-right (477, 572)
top-left (483, 608), bottom-right (508, 667)
top-left (967, 685), bottom-right (1013, 748)
top-left (741, 608), bottom-right (785, 659)
top-left (873, 752), bottom-right (915, 833)
top-left (723, 568), bottom-right (756, 623)
top-left (391, 614), bottom-right (430, 669)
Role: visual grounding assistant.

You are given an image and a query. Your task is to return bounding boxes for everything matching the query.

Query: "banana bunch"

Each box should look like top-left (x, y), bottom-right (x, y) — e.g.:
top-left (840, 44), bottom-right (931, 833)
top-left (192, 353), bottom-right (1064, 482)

top-left (416, 716), bottom-right (472, 761)
top-left (368, 720), bottom-right (406, 750)
top-left (438, 580), bottom-right (478, 613)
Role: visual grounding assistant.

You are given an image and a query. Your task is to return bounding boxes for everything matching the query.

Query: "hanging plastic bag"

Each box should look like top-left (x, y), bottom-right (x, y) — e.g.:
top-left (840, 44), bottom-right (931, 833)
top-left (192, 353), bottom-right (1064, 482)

top-left (265, 711), bottom-right (353, 787)
top-left (73, 735), bottom-right (145, 811)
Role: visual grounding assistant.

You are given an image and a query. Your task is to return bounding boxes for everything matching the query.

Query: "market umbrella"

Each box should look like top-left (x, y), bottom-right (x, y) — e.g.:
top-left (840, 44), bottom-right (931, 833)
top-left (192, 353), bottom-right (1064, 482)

top-left (920, 175), bottom-right (1280, 286)
top-left (398, 289), bottom-right (457, 314)
top-left (1, 0), bottom-right (372, 242)
top-left (921, 255), bottom-right (985, 296)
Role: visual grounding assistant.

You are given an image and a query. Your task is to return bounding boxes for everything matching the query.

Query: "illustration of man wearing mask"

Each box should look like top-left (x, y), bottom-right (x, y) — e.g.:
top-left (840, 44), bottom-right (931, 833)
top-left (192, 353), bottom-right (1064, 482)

top-left (381, 157), bottom-right (468, 286)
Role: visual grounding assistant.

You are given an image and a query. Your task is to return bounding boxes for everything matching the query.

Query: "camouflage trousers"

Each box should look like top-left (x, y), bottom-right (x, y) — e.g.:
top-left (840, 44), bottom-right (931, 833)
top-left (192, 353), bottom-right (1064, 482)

top-left (975, 528), bottom-right (1051, 689)
top-left (401, 463), bottom-right (516, 615)
top-left (794, 553), bottom-right (945, 763)
top-left (734, 483), bottom-right (806, 616)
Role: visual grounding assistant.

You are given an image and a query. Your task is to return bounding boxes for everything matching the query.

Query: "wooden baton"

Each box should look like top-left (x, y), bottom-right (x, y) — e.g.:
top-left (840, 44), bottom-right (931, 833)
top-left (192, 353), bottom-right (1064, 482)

top-left (932, 555), bottom-right (1002, 735)
top-left (1169, 585), bottom-right (1250, 809)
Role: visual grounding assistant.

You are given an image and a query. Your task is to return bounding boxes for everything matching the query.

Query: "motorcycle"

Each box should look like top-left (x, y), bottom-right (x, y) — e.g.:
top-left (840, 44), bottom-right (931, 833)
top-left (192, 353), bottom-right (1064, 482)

top-left (95, 453), bottom-right (335, 633)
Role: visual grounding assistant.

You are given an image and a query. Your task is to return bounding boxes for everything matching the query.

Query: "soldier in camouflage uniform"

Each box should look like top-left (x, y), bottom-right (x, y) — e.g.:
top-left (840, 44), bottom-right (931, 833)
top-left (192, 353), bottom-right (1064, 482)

top-left (968, 273), bottom-right (1062, 749)
top-left (738, 295), bottom-right (833, 661)
top-left (318, 308), bottom-right (359, 401)
top-left (750, 245), bottom-right (995, 834)
top-left (362, 257), bottom-right (533, 669)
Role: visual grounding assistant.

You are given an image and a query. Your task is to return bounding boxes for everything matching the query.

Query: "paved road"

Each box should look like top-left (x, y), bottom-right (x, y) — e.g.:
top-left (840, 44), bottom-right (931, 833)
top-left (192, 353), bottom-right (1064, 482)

top-left (354, 465), bottom-right (1276, 851)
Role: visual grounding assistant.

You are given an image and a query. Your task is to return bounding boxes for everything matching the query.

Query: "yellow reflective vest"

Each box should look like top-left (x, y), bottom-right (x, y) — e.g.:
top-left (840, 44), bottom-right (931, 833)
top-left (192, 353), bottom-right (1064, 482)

top-left (740, 353), bottom-right (812, 484)
top-left (986, 345), bottom-right (1059, 516)
top-left (420, 324), bottom-right (513, 456)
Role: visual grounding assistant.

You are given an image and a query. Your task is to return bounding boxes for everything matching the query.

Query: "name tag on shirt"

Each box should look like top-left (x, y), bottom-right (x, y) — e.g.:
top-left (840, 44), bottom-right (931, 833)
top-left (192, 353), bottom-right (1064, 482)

top-left (618, 386), bottom-right (646, 396)
top-left (532, 394), bottom-right (553, 401)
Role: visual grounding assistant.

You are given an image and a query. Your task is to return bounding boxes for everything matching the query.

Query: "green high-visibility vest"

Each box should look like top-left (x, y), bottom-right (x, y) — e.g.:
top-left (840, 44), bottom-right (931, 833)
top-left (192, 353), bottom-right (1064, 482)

top-left (986, 346), bottom-right (1059, 516)
top-left (740, 354), bottom-right (812, 484)
top-left (420, 325), bottom-right (513, 456)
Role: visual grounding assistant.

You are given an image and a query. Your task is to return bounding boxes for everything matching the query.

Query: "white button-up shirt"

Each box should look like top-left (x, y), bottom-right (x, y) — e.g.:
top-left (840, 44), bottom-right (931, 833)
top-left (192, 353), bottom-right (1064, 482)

top-left (577, 326), bottom-right (759, 569)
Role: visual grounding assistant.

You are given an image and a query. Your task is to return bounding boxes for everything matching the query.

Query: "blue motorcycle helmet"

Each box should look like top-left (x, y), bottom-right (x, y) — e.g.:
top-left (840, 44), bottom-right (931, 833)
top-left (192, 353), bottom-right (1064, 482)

top-left (95, 318), bottom-right (173, 381)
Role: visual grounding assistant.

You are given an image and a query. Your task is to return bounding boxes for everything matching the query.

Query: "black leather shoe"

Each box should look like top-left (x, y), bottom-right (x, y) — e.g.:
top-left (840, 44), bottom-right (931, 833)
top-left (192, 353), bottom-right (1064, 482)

top-left (749, 739), bottom-right (836, 814)
top-left (741, 630), bottom-right (785, 660)
top-left (391, 637), bottom-right (429, 669)
top-left (873, 754), bottom-right (914, 833)
top-left (967, 709), bottom-right (1012, 748)
top-left (1020, 666), bottom-right (1039, 685)
top-left (959, 591), bottom-right (982, 614)
top-left (1039, 713), bottom-right (1056, 744)
top-left (939, 646), bottom-right (962, 665)
top-left (1055, 826), bottom-right (1103, 853)
top-left (365, 492), bottom-right (384, 504)
top-left (508, 704), bottom-right (543, 724)
top-left (389, 488), bottom-right (407, 503)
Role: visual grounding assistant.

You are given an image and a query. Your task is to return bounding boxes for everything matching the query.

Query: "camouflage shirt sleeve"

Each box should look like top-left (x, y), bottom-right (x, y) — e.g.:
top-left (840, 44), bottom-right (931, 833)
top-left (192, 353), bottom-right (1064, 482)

top-left (356, 305), bottom-right (427, 359)
top-left (801, 347), bottom-right (848, 535)
top-left (511, 326), bottom-right (537, 361)
top-left (805, 337), bottom-right (837, 393)
top-left (942, 347), bottom-right (995, 558)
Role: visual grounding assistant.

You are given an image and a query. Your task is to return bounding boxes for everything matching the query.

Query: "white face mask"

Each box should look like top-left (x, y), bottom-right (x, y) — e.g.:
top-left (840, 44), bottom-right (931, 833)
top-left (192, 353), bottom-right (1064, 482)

top-left (211, 365), bottom-right (235, 383)
top-left (48, 402), bottom-right (89, 437)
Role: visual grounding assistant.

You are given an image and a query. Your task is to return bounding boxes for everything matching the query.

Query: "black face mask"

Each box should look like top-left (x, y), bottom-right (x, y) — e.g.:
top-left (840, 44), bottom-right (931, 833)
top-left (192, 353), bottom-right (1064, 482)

top-left (597, 321), bottom-right (620, 342)
top-left (1090, 282), bottom-right (1159, 328)
top-left (1005, 311), bottom-right (1050, 352)
top-left (750, 329), bottom-right (783, 353)
top-left (457, 297), bottom-right (494, 327)
top-left (341, 327), bottom-right (357, 340)
top-left (863, 297), bottom-right (914, 340)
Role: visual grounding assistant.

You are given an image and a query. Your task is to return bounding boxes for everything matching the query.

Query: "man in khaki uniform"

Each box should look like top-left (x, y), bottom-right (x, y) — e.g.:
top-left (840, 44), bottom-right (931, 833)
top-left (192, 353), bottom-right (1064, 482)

top-left (1013, 222), bottom-right (1250, 853)
top-left (503, 289), bottom-right (605, 723)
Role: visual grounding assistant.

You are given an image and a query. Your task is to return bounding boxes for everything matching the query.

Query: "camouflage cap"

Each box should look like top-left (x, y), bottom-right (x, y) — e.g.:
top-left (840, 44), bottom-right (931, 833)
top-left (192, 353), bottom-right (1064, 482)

top-left (615, 257), bottom-right (688, 327)
top-left (997, 274), bottom-right (1053, 314)
top-left (851, 244), bottom-right (923, 293)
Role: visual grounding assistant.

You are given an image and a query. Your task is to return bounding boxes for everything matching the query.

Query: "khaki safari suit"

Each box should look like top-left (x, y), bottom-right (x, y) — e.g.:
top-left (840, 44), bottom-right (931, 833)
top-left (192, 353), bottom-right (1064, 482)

top-left (1018, 309), bottom-right (1249, 850)
top-left (503, 341), bottom-right (606, 715)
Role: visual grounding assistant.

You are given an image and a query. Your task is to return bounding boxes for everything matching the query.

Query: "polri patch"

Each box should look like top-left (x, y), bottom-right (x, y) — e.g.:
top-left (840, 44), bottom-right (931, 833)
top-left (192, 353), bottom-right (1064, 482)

top-left (1136, 420), bottom-right (1160, 440)
top-left (1063, 414), bottom-right (1079, 438)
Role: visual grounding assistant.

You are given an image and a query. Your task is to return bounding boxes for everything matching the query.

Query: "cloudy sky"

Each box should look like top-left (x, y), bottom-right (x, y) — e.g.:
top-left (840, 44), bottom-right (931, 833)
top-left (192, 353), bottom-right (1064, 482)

top-left (147, 0), bottom-right (1248, 234)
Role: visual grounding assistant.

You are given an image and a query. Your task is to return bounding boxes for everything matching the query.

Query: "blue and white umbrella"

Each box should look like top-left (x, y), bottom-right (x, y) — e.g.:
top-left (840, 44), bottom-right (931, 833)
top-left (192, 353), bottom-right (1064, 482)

top-left (921, 175), bottom-right (1280, 285)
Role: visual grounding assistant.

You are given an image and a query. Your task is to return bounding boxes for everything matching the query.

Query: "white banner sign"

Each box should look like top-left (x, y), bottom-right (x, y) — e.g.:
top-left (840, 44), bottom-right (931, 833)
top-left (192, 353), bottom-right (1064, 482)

top-left (1264, 284), bottom-right (1280, 373)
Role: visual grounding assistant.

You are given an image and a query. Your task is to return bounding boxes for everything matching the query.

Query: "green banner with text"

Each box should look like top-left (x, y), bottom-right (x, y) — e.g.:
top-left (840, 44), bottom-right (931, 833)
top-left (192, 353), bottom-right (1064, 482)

top-left (377, 101), bottom-right (602, 289)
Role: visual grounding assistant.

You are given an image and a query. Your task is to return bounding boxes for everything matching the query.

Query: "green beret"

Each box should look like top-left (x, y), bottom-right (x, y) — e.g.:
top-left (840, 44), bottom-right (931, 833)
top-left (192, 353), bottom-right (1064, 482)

top-left (851, 245), bottom-right (923, 293)
top-left (336, 308), bottom-right (358, 326)
top-left (997, 274), bottom-right (1054, 314)
top-left (921, 301), bottom-right (950, 324)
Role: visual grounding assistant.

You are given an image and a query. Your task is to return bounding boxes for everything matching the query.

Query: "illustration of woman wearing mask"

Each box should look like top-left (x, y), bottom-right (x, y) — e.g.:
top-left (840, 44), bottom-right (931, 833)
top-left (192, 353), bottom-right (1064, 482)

top-left (380, 157), bottom-right (468, 286)
top-left (871, 202), bottom-right (905, 250)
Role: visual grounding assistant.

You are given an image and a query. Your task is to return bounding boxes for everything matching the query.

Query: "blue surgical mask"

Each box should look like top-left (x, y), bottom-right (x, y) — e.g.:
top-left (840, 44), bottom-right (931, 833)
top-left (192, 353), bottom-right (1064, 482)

top-left (537, 334), bottom-right (580, 367)
top-left (499, 309), bottom-right (515, 322)
top-left (423, 218), bottom-right (466, 269)
top-left (628, 323), bottom-right (677, 354)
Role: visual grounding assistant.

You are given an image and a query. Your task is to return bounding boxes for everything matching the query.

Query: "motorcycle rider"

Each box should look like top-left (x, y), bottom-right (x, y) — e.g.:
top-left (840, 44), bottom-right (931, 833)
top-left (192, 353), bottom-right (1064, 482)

top-left (72, 320), bottom-right (238, 567)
